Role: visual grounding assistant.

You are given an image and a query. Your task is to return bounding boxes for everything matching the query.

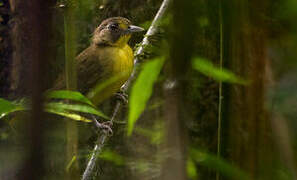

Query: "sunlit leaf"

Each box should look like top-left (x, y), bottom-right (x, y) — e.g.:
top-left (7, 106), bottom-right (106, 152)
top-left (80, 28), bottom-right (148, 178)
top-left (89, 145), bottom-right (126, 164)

top-left (45, 102), bottom-right (109, 120)
top-left (128, 57), bottom-right (165, 136)
top-left (45, 108), bottom-right (91, 123)
top-left (192, 57), bottom-right (247, 84)
top-left (98, 150), bottom-right (125, 166)
top-left (0, 98), bottom-right (25, 119)
top-left (190, 148), bottom-right (250, 180)
top-left (45, 90), bottom-right (94, 106)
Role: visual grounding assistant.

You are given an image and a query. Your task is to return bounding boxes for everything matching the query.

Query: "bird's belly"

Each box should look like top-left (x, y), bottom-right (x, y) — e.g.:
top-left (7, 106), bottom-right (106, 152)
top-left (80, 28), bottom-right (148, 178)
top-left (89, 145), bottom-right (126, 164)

top-left (88, 45), bottom-right (133, 105)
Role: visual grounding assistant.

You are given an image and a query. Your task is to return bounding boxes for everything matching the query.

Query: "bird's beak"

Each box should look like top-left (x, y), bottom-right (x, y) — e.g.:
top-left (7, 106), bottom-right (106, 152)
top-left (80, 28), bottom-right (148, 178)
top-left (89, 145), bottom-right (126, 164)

top-left (128, 25), bottom-right (144, 33)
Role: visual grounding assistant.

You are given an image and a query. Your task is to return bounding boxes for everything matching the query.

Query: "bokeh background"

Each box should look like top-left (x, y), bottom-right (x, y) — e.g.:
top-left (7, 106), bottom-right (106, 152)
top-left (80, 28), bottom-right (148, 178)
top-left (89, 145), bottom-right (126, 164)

top-left (0, 0), bottom-right (297, 179)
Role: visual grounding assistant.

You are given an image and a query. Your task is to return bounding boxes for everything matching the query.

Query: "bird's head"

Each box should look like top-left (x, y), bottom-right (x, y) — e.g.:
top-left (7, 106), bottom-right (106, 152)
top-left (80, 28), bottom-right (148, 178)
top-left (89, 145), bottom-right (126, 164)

top-left (92, 17), bottom-right (144, 47)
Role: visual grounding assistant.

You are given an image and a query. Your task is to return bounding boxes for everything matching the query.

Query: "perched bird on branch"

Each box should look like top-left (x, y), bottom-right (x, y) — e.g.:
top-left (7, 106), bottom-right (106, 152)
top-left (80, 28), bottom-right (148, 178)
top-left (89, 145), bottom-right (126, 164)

top-left (54, 17), bottom-right (143, 102)
top-left (53, 17), bottom-right (144, 131)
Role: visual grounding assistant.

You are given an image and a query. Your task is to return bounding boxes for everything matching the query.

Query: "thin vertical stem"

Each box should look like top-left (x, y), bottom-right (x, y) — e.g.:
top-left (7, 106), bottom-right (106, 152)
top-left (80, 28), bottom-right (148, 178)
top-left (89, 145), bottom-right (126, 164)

top-left (216, 0), bottom-right (223, 179)
top-left (64, 1), bottom-right (78, 178)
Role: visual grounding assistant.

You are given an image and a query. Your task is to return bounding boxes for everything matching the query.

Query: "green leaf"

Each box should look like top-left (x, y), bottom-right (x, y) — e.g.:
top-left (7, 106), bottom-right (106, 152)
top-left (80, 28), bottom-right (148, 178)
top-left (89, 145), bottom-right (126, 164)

top-left (45, 102), bottom-right (109, 120)
top-left (187, 158), bottom-right (198, 179)
top-left (190, 148), bottom-right (249, 180)
top-left (128, 57), bottom-right (165, 136)
top-left (192, 57), bottom-right (247, 84)
top-left (45, 90), bottom-right (94, 106)
top-left (0, 98), bottom-right (25, 119)
top-left (45, 108), bottom-right (92, 123)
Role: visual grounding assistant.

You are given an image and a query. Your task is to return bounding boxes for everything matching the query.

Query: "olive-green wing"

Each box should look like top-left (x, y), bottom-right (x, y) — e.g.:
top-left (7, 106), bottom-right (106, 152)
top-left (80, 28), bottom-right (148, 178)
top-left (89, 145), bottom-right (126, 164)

top-left (52, 45), bottom-right (106, 94)
top-left (76, 45), bottom-right (108, 94)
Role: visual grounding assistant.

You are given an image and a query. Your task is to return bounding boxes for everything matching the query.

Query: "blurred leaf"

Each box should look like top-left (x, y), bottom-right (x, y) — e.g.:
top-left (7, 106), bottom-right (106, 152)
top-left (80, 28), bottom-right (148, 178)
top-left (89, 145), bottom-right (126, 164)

top-left (86, 70), bottom-right (129, 103)
top-left (128, 57), bottom-right (165, 136)
top-left (140, 20), bottom-right (152, 30)
top-left (147, 100), bottom-right (164, 111)
top-left (190, 148), bottom-right (250, 180)
top-left (45, 90), bottom-right (94, 106)
top-left (0, 98), bottom-right (25, 119)
top-left (140, 14), bottom-right (172, 30)
top-left (192, 57), bottom-right (247, 84)
top-left (187, 158), bottom-right (198, 179)
top-left (45, 108), bottom-right (92, 123)
top-left (159, 14), bottom-right (172, 27)
top-left (128, 160), bottom-right (154, 174)
top-left (65, 155), bottom-right (77, 172)
top-left (135, 121), bottom-right (164, 145)
top-left (135, 127), bottom-right (163, 145)
top-left (98, 150), bottom-right (125, 166)
top-left (0, 97), bottom-right (96, 123)
top-left (45, 102), bottom-right (108, 120)
top-left (197, 17), bottom-right (209, 28)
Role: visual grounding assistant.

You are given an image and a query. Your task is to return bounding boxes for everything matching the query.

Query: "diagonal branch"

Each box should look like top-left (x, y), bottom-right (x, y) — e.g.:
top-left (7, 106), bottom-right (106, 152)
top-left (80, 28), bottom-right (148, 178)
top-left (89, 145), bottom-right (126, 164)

top-left (81, 0), bottom-right (171, 179)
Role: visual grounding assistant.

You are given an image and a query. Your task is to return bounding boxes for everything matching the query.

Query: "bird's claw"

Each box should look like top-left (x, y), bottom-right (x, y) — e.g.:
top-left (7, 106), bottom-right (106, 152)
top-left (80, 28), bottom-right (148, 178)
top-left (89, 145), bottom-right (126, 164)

top-left (115, 91), bottom-right (128, 105)
top-left (92, 116), bottom-right (113, 135)
top-left (97, 122), bottom-right (113, 135)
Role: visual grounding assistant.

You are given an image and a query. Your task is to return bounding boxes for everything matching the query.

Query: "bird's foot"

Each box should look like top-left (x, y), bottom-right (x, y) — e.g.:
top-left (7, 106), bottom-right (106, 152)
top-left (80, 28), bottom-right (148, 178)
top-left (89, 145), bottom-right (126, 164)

top-left (115, 91), bottom-right (128, 105)
top-left (92, 116), bottom-right (113, 135)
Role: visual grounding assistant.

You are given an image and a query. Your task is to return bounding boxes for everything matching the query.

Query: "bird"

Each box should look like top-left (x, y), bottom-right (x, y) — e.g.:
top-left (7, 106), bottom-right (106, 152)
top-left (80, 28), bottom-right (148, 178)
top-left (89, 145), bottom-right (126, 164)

top-left (53, 17), bottom-right (144, 132)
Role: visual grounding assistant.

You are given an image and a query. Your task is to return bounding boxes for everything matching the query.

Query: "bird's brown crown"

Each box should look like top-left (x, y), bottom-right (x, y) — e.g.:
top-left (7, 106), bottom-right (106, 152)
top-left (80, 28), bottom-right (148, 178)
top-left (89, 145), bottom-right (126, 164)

top-left (92, 17), bottom-right (132, 47)
top-left (98, 17), bottom-right (131, 31)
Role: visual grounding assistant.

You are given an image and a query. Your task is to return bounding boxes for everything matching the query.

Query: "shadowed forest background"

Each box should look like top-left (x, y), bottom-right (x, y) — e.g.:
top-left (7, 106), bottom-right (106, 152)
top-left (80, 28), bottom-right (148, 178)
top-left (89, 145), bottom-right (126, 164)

top-left (0, 0), bottom-right (297, 179)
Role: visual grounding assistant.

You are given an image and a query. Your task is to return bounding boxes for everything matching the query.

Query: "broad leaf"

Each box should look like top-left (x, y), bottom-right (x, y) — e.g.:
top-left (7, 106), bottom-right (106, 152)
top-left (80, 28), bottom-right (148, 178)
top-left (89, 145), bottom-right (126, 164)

top-left (45, 90), bottom-right (94, 106)
top-left (192, 57), bottom-right (247, 84)
top-left (0, 98), bottom-right (25, 119)
top-left (128, 57), bottom-right (165, 136)
top-left (45, 108), bottom-right (92, 123)
top-left (45, 102), bottom-right (109, 120)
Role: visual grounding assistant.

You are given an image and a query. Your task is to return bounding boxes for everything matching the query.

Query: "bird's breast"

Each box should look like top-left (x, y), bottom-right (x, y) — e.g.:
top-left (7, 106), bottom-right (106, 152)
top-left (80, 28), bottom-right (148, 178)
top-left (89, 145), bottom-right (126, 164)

top-left (111, 44), bottom-right (134, 83)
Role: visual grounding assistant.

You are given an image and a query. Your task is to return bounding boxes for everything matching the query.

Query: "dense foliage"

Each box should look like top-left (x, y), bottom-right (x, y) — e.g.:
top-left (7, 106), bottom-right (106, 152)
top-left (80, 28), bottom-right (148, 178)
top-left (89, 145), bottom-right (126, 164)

top-left (0, 0), bottom-right (297, 179)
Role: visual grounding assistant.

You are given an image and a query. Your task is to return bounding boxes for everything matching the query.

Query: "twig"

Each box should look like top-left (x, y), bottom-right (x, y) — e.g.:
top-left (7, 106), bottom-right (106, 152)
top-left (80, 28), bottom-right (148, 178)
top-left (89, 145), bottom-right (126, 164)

top-left (82, 103), bottom-right (120, 180)
top-left (81, 0), bottom-right (171, 179)
top-left (122, 0), bottom-right (171, 91)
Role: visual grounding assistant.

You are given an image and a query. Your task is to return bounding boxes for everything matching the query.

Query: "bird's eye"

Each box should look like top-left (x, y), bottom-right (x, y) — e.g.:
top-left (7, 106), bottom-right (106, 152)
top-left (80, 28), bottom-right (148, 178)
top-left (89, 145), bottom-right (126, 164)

top-left (108, 24), bottom-right (118, 30)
